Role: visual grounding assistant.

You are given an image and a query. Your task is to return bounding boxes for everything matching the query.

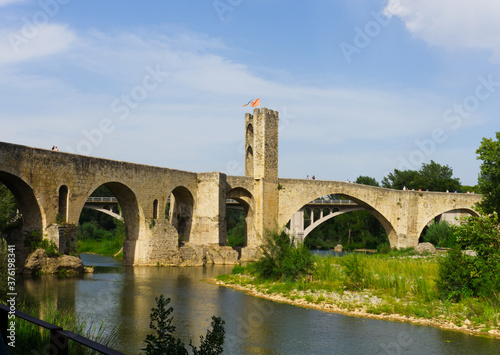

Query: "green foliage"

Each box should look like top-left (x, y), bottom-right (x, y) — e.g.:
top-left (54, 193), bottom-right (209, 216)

top-left (382, 161), bottom-right (461, 192)
top-left (339, 253), bottom-right (367, 290)
top-left (0, 237), bottom-right (8, 296)
top-left (23, 230), bottom-right (61, 256)
top-left (0, 182), bottom-right (21, 233)
top-left (382, 169), bottom-right (420, 190)
top-left (415, 160), bottom-right (461, 192)
top-left (231, 264), bottom-right (245, 274)
top-left (24, 230), bottom-right (42, 252)
top-left (355, 175), bottom-right (380, 187)
top-left (438, 214), bottom-right (500, 301)
top-left (423, 221), bottom-right (456, 247)
top-left (226, 211), bottom-right (245, 247)
top-left (143, 295), bottom-right (225, 355)
top-left (37, 239), bottom-right (61, 257)
top-left (77, 219), bottom-right (125, 256)
top-left (251, 228), bottom-right (314, 281)
top-left (437, 246), bottom-right (475, 301)
top-left (13, 300), bottom-right (117, 354)
top-left (90, 185), bottom-right (115, 197)
top-left (305, 210), bottom-right (387, 250)
top-left (476, 132), bottom-right (500, 215)
top-left (55, 213), bottom-right (66, 224)
top-left (190, 316), bottom-right (225, 355)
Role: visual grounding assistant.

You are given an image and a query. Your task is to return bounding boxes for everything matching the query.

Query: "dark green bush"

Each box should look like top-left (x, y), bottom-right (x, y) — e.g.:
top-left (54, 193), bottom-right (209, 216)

top-left (231, 265), bottom-right (245, 275)
top-left (423, 221), bottom-right (456, 247)
top-left (250, 228), bottom-right (314, 281)
top-left (437, 214), bottom-right (500, 301)
top-left (339, 253), bottom-right (367, 290)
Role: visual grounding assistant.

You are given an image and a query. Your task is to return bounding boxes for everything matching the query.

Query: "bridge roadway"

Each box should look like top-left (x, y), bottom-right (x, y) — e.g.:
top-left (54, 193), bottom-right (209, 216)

top-left (0, 108), bottom-right (482, 265)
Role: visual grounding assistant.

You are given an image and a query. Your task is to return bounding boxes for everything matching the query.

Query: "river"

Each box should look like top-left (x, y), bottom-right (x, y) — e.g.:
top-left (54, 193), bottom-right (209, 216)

top-left (17, 254), bottom-right (500, 354)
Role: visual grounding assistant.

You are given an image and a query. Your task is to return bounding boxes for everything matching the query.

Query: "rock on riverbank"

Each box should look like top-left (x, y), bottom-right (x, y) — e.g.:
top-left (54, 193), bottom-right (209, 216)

top-left (23, 249), bottom-right (85, 275)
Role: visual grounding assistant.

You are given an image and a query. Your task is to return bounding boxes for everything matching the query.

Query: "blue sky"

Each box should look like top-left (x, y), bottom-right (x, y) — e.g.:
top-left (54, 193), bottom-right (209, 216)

top-left (1, 0), bottom-right (499, 186)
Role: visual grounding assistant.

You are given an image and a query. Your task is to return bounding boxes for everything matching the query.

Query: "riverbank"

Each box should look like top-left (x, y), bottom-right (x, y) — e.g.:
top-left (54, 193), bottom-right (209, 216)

top-left (211, 253), bottom-right (500, 339)
top-left (210, 277), bottom-right (500, 339)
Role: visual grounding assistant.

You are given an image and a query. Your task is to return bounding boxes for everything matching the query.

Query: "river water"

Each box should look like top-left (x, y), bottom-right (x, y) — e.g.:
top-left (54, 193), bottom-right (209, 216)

top-left (17, 254), bottom-right (500, 354)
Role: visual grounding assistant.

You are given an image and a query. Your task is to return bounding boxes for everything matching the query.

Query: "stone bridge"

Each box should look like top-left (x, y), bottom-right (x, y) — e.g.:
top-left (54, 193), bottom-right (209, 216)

top-left (0, 108), bottom-right (482, 265)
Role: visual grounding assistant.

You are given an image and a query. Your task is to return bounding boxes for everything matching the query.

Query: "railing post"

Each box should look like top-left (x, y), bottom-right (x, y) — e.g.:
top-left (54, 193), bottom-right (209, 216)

top-left (50, 329), bottom-right (68, 355)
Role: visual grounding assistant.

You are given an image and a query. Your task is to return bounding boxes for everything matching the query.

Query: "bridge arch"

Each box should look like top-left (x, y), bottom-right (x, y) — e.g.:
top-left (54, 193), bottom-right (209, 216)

top-left (167, 186), bottom-right (194, 242)
top-left (303, 206), bottom-right (366, 240)
top-left (81, 182), bottom-right (140, 243)
top-left (226, 187), bottom-right (255, 246)
top-left (283, 189), bottom-right (397, 247)
top-left (418, 207), bottom-right (479, 241)
top-left (0, 171), bottom-right (43, 234)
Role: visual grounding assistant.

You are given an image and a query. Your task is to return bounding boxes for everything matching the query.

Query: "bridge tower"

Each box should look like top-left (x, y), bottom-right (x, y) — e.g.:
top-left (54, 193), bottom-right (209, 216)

top-left (244, 108), bottom-right (279, 245)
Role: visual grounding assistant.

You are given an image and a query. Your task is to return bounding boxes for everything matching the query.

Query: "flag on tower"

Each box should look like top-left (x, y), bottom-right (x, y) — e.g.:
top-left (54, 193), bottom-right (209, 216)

top-left (242, 99), bottom-right (253, 107)
top-left (250, 98), bottom-right (260, 107)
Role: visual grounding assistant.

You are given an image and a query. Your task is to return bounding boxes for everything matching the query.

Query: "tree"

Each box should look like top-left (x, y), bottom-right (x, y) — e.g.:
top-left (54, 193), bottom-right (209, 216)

top-left (437, 214), bottom-right (500, 301)
top-left (476, 132), bottom-right (500, 216)
top-left (381, 169), bottom-right (419, 190)
top-left (415, 160), bottom-right (461, 192)
top-left (382, 161), bottom-right (461, 192)
top-left (0, 182), bottom-right (19, 233)
top-left (143, 295), bottom-right (225, 355)
top-left (355, 176), bottom-right (379, 187)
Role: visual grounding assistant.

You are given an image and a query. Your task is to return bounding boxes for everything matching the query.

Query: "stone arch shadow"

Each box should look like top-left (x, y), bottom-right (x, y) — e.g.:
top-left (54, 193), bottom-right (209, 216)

top-left (226, 187), bottom-right (255, 247)
top-left (0, 171), bottom-right (44, 234)
top-left (80, 181), bottom-right (140, 264)
top-left (166, 186), bottom-right (194, 243)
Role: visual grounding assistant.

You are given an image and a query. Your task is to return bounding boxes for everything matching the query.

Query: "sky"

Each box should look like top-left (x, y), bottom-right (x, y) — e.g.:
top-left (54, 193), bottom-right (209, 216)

top-left (0, 0), bottom-right (499, 186)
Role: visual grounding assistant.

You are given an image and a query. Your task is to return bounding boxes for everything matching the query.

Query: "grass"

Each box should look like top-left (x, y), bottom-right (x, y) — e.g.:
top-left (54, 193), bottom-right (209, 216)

top-left (12, 299), bottom-right (117, 354)
top-left (217, 253), bottom-right (500, 333)
top-left (77, 233), bottom-right (124, 257)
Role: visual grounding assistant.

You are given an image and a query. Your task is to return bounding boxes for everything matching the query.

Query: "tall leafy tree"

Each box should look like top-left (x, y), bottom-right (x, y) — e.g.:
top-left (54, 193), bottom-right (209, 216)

top-left (355, 176), bottom-right (380, 187)
top-left (415, 160), bottom-right (461, 192)
top-left (381, 169), bottom-right (419, 190)
top-left (476, 132), bottom-right (500, 215)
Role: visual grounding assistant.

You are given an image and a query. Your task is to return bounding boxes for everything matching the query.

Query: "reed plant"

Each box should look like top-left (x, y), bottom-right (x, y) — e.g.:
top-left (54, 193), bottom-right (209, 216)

top-left (14, 300), bottom-right (117, 354)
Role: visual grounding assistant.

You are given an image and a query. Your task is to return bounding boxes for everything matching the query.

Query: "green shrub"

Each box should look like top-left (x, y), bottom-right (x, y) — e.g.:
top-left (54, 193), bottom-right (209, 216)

top-left (376, 242), bottom-right (391, 254)
top-left (423, 221), bottom-right (456, 247)
top-left (24, 230), bottom-right (42, 252)
top-left (437, 214), bottom-right (500, 301)
top-left (231, 265), bottom-right (245, 275)
top-left (250, 228), bottom-right (314, 281)
top-left (339, 253), bottom-right (367, 290)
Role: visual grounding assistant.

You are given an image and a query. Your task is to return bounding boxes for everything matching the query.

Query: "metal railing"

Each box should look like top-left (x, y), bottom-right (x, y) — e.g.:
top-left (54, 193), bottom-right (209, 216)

top-left (86, 197), bottom-right (118, 202)
top-left (0, 303), bottom-right (124, 355)
top-left (308, 199), bottom-right (355, 204)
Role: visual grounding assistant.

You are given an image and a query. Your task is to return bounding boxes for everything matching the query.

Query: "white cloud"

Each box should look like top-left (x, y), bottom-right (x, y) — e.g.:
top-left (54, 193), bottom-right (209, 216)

top-left (0, 24), bottom-right (76, 65)
top-left (384, 0), bottom-right (500, 62)
top-left (0, 26), bottom-right (484, 181)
